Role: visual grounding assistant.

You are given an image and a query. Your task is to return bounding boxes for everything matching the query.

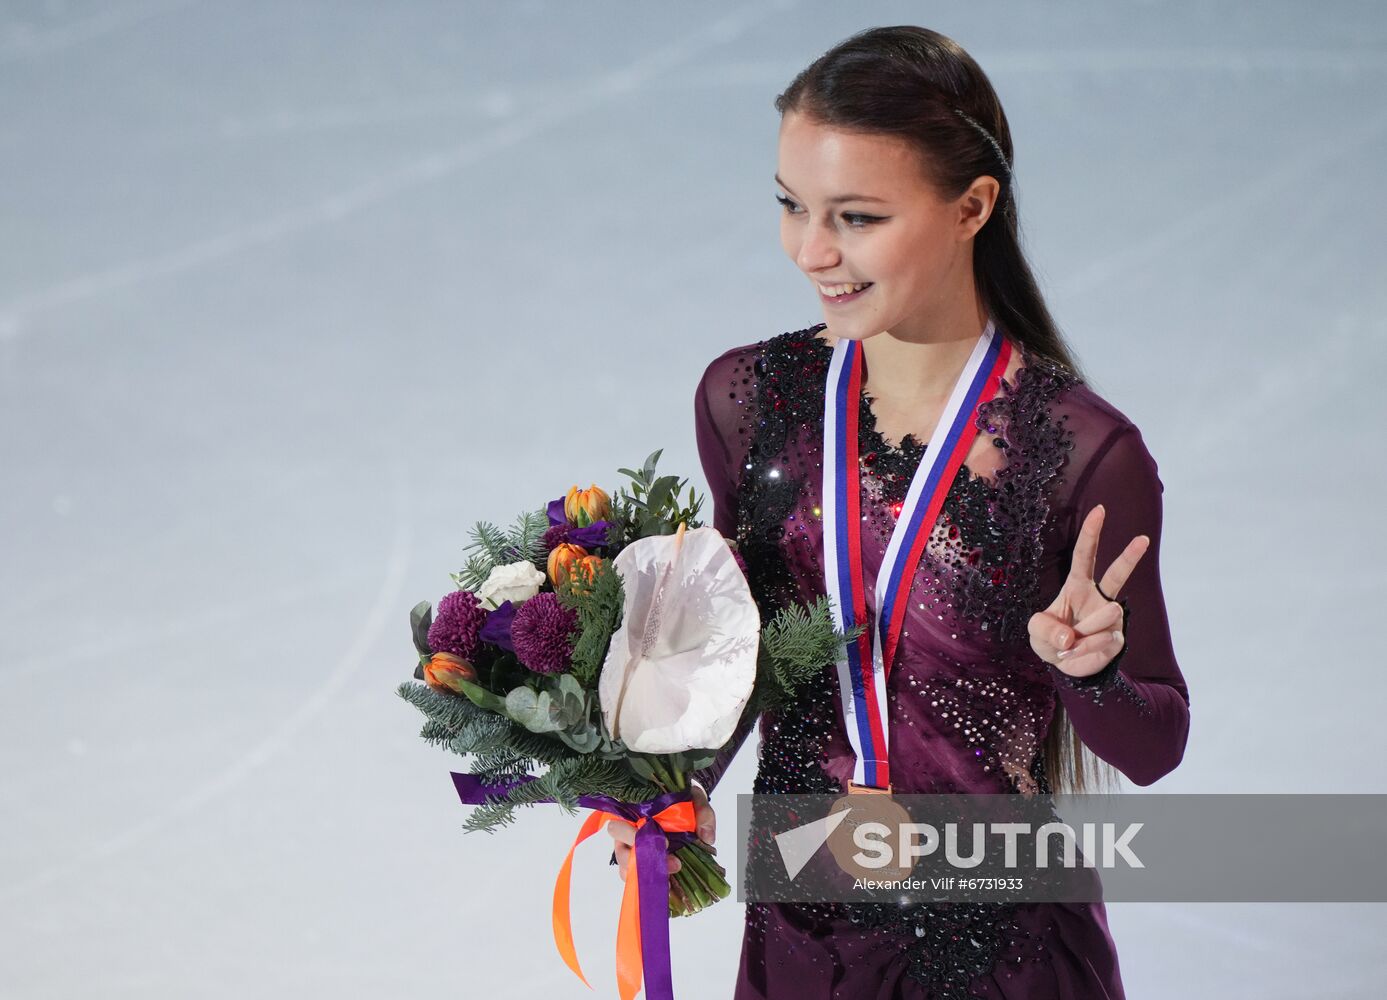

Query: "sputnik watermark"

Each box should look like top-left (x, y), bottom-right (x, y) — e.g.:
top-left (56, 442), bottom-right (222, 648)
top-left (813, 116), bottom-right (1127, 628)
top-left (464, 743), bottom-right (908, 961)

top-left (738, 793), bottom-right (1387, 903)
top-left (781, 819), bottom-right (1145, 874)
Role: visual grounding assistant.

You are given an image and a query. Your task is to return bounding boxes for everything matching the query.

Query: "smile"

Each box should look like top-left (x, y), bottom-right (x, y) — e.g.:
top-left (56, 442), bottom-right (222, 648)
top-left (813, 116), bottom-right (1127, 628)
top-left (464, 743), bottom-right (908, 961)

top-left (818, 281), bottom-right (874, 303)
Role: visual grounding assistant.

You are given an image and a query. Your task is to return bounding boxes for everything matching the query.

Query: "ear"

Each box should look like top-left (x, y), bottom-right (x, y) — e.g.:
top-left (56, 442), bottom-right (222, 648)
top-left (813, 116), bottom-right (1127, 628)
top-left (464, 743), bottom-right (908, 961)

top-left (955, 174), bottom-right (1001, 239)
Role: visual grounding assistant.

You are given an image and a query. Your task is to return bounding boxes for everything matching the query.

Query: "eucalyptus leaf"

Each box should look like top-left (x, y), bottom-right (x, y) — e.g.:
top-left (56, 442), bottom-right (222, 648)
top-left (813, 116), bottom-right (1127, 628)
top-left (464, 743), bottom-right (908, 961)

top-left (556, 724), bottom-right (603, 753)
top-left (627, 755), bottom-right (659, 783)
top-left (677, 750), bottom-right (718, 772)
top-left (410, 601), bottom-right (434, 658)
top-left (456, 678), bottom-right (509, 716)
top-left (504, 687), bottom-right (560, 733)
top-left (554, 673), bottom-right (585, 701)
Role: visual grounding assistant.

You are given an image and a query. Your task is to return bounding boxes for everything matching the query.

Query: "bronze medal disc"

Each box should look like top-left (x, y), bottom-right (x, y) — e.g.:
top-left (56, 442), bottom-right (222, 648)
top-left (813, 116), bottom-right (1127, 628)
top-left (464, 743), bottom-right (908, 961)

top-left (825, 783), bottom-right (915, 882)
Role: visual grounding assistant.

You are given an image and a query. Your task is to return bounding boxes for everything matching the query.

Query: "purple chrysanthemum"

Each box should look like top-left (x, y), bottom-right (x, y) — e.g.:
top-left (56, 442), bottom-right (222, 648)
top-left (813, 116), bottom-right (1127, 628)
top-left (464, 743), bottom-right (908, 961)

top-left (542, 522), bottom-right (572, 551)
top-left (427, 589), bottom-right (486, 661)
top-left (510, 592), bottom-right (579, 675)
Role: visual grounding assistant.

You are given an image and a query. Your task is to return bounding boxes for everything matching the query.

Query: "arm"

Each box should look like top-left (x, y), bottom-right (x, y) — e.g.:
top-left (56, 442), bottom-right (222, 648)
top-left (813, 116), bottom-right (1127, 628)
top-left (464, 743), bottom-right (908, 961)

top-left (1049, 424), bottom-right (1191, 786)
top-left (687, 350), bottom-right (760, 800)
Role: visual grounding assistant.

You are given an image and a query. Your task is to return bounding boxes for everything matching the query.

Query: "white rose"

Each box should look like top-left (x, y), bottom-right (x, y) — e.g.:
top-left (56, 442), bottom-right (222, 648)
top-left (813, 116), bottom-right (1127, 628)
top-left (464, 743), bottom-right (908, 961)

top-left (476, 560), bottom-right (547, 611)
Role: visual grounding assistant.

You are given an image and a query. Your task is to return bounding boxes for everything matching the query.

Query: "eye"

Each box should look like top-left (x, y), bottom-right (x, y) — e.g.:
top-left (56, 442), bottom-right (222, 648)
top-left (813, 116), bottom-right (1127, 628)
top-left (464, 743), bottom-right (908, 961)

top-left (776, 194), bottom-right (884, 229)
top-left (775, 193), bottom-right (800, 215)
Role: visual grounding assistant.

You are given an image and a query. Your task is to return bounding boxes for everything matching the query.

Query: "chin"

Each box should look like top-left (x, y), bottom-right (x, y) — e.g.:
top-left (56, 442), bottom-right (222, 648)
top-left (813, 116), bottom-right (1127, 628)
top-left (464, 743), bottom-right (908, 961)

top-left (821, 324), bottom-right (884, 342)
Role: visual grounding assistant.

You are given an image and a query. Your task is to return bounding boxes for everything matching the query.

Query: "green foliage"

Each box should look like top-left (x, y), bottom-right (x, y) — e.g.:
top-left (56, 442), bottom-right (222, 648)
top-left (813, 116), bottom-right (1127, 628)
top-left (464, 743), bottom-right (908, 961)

top-left (750, 594), bottom-right (868, 715)
top-left (397, 680), bottom-right (488, 732)
top-left (409, 601), bottom-right (433, 658)
top-left (452, 507), bottom-right (550, 591)
top-left (397, 681), bottom-right (660, 835)
top-left (556, 557), bottom-right (625, 689)
top-left (459, 755), bottom-right (662, 834)
top-left (612, 449), bottom-right (705, 542)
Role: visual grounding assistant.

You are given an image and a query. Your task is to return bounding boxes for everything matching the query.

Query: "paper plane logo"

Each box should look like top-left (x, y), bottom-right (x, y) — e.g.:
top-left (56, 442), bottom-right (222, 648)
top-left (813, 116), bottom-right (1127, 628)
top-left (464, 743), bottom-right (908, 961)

top-left (775, 808), bottom-right (851, 879)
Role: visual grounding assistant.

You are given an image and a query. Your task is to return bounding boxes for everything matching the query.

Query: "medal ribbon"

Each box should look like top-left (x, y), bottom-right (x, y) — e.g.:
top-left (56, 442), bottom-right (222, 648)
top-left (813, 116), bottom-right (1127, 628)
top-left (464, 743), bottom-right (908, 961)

top-left (821, 319), bottom-right (1012, 790)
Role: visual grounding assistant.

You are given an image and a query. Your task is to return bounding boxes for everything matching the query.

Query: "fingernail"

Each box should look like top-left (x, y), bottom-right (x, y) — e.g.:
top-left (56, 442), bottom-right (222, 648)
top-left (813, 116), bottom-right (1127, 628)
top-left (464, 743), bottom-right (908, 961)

top-left (1056, 648), bottom-right (1072, 659)
top-left (1111, 631), bottom-right (1123, 643)
top-left (699, 826), bottom-right (714, 843)
top-left (1054, 630), bottom-right (1069, 648)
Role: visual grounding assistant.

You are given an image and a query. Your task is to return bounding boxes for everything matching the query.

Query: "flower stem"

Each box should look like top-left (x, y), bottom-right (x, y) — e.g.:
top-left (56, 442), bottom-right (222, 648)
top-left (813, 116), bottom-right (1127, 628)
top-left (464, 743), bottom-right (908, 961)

top-left (675, 844), bottom-right (730, 903)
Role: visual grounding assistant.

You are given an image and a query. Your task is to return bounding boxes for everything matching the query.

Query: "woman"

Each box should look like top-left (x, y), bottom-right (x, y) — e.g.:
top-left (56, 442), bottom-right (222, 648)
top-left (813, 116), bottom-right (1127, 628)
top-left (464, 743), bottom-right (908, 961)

top-left (609, 25), bottom-right (1190, 999)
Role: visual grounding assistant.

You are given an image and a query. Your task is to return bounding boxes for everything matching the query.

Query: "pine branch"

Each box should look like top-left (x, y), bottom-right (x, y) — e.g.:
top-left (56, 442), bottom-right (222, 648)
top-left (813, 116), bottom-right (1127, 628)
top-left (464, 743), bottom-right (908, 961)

top-left (453, 509), bottom-right (551, 591)
top-left (471, 748), bottom-right (536, 784)
top-left (462, 799), bottom-right (522, 835)
top-left (397, 681), bottom-right (488, 732)
top-left (448, 714), bottom-right (514, 755)
top-left (507, 508), bottom-right (550, 566)
top-left (418, 719), bottom-right (456, 749)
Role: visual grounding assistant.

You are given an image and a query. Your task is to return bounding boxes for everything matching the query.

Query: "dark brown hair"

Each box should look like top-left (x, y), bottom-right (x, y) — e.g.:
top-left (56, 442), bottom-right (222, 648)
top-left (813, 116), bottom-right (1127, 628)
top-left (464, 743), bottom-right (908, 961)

top-left (776, 25), bottom-right (1114, 794)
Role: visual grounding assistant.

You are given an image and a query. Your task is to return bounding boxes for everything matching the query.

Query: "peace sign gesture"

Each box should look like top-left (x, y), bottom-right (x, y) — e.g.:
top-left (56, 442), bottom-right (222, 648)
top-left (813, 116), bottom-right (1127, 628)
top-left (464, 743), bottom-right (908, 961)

top-left (1029, 504), bottom-right (1150, 679)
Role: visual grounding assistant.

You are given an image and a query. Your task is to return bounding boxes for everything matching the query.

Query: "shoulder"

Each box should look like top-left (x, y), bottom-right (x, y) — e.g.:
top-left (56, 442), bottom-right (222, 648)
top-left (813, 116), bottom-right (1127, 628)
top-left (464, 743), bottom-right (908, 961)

top-left (1043, 375), bottom-right (1163, 506)
top-left (1053, 379), bottom-right (1139, 443)
top-left (695, 322), bottom-right (829, 393)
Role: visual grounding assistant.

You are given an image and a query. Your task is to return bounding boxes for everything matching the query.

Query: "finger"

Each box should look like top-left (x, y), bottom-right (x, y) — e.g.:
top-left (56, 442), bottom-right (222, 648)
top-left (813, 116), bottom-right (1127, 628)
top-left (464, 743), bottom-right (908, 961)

top-left (1097, 534), bottom-right (1150, 601)
top-left (606, 819), bottom-right (636, 847)
top-left (1053, 628), bottom-right (1125, 676)
top-left (1029, 609), bottom-right (1077, 656)
top-left (1069, 504), bottom-right (1106, 585)
top-left (1070, 599), bottom-right (1123, 638)
top-left (695, 804), bottom-right (717, 847)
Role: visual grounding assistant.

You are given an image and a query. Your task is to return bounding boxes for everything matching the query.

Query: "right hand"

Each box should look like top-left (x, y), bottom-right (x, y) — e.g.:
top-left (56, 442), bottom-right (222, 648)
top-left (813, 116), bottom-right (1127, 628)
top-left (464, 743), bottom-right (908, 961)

top-left (606, 781), bottom-right (717, 882)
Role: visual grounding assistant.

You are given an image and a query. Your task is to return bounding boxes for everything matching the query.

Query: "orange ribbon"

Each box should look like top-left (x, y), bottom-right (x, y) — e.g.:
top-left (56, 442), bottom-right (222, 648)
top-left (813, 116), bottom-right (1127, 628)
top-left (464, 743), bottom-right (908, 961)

top-left (551, 800), bottom-right (698, 1000)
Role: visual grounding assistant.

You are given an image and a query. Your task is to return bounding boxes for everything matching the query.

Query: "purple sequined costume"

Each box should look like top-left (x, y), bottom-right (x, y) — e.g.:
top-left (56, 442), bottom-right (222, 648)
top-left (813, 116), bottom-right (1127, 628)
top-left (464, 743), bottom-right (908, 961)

top-left (689, 323), bottom-right (1191, 999)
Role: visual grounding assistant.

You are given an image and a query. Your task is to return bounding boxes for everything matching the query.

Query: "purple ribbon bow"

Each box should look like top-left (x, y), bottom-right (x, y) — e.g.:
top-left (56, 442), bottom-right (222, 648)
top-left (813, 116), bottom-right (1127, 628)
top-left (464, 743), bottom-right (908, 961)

top-left (452, 771), bottom-right (698, 1000)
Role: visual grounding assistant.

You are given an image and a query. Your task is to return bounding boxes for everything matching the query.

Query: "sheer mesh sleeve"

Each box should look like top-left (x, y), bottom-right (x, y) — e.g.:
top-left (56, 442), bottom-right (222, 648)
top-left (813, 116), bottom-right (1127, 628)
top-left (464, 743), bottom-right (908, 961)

top-left (688, 344), bottom-right (762, 801)
top-left (1047, 418), bottom-right (1191, 786)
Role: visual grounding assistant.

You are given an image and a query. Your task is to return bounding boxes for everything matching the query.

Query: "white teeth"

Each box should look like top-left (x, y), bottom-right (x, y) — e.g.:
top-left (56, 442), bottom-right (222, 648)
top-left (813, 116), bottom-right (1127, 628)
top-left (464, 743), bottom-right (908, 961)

top-left (819, 282), bottom-right (872, 296)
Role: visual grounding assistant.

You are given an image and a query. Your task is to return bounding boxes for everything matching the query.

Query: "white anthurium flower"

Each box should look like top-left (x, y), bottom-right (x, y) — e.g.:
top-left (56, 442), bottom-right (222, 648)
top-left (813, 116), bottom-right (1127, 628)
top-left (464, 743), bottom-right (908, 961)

top-left (476, 560), bottom-right (546, 611)
top-left (599, 523), bottom-right (760, 754)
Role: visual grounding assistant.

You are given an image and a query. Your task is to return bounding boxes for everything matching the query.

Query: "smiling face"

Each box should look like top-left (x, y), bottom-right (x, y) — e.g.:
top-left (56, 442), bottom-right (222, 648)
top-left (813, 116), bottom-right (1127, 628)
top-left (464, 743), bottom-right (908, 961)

top-left (776, 109), bottom-right (995, 343)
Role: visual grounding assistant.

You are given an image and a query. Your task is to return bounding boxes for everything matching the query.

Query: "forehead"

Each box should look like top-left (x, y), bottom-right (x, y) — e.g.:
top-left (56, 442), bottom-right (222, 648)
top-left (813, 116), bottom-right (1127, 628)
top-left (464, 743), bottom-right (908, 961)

top-left (776, 112), bottom-right (927, 198)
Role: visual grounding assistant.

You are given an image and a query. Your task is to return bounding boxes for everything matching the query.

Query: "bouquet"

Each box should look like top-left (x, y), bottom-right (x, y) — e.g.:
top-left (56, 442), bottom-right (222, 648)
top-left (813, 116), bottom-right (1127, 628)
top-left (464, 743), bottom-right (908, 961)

top-left (397, 450), bottom-right (861, 999)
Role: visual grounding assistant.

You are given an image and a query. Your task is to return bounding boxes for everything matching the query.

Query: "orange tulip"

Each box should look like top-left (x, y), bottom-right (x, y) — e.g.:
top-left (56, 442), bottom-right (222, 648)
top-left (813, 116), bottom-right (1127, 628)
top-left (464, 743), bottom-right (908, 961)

top-left (547, 542), bottom-right (590, 587)
top-left (567, 555), bottom-right (605, 597)
top-left (423, 652), bottom-right (477, 694)
top-left (564, 485), bottom-right (611, 527)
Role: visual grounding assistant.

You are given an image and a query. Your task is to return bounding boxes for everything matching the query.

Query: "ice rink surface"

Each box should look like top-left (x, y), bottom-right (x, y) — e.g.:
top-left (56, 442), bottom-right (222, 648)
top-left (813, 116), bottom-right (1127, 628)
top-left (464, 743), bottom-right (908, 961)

top-left (2, 1), bottom-right (1384, 996)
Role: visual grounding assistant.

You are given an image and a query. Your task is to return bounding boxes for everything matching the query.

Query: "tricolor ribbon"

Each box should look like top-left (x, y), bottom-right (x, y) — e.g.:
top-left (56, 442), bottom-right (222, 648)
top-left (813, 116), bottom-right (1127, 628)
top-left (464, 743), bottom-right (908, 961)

top-left (452, 772), bottom-right (699, 1000)
top-left (821, 318), bottom-right (1013, 790)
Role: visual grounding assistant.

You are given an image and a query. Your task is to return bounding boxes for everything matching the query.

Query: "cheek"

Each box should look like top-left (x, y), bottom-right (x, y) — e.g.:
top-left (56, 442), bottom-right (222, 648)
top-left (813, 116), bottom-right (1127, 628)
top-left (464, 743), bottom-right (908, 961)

top-left (779, 219), bottom-right (797, 261)
top-left (881, 230), bottom-right (944, 286)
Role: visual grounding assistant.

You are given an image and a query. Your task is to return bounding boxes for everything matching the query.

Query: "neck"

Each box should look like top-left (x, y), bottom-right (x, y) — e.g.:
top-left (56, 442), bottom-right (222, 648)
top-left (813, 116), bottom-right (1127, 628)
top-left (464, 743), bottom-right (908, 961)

top-left (860, 296), bottom-right (993, 403)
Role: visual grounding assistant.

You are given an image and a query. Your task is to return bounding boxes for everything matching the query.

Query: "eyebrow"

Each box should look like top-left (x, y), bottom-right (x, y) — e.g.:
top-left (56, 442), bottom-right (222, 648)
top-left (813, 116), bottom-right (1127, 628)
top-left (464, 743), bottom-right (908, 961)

top-left (774, 174), bottom-right (888, 205)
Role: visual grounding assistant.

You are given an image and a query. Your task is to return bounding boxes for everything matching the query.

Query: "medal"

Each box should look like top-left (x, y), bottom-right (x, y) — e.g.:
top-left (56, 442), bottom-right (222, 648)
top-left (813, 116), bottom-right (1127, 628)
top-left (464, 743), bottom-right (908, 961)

top-left (821, 318), bottom-right (1012, 792)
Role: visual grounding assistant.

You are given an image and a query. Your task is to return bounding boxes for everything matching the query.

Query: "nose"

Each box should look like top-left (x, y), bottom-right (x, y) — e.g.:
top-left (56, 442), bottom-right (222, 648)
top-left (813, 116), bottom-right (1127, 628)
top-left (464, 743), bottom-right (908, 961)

top-left (794, 220), bottom-right (841, 276)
